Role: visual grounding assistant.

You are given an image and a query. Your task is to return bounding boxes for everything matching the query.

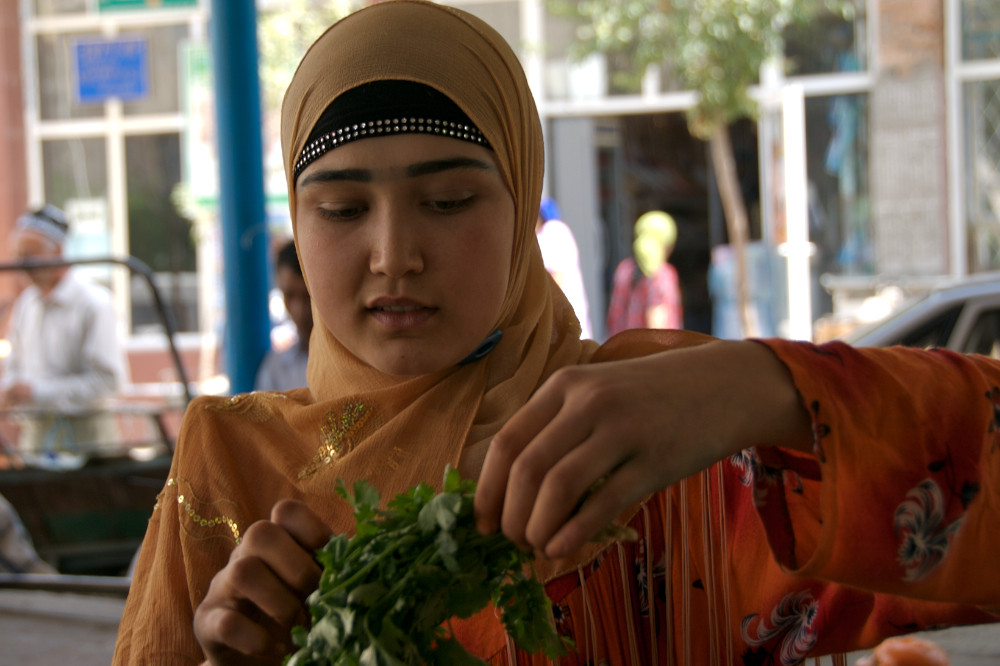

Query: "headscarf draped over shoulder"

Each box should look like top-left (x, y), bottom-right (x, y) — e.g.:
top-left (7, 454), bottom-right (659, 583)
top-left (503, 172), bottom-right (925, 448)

top-left (279, 0), bottom-right (595, 517)
top-left (279, 1), bottom-right (713, 540)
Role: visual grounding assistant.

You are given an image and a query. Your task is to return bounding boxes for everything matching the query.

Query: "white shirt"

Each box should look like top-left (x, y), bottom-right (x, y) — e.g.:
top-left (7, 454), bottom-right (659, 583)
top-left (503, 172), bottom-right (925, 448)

top-left (536, 218), bottom-right (593, 339)
top-left (2, 270), bottom-right (127, 411)
top-left (254, 338), bottom-right (309, 392)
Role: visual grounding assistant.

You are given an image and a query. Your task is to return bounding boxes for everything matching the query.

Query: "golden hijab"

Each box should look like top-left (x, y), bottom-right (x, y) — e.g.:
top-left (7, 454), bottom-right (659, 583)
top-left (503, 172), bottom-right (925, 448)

top-left (280, 0), bottom-right (596, 516)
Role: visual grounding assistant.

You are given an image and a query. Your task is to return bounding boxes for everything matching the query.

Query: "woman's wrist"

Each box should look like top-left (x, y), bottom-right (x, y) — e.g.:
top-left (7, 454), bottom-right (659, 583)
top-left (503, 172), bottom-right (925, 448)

top-left (716, 339), bottom-right (813, 455)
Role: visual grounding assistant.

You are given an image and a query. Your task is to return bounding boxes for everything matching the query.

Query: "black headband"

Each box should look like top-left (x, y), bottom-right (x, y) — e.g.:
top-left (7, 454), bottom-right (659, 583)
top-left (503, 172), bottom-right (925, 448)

top-left (294, 80), bottom-right (490, 180)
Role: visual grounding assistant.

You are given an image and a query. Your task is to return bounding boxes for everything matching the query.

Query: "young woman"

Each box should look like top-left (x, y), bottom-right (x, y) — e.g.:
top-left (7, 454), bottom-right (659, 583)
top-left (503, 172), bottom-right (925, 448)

top-left (113, 2), bottom-right (998, 665)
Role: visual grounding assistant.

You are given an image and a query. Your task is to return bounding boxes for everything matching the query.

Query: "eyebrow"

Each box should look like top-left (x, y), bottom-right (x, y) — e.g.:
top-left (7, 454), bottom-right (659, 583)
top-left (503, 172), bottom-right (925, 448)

top-left (405, 157), bottom-right (494, 177)
top-left (298, 156), bottom-right (494, 188)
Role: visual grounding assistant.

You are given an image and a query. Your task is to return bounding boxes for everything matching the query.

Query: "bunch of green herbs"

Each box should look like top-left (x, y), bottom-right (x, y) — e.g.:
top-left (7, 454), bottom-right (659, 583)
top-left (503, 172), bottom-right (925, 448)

top-left (285, 467), bottom-right (571, 665)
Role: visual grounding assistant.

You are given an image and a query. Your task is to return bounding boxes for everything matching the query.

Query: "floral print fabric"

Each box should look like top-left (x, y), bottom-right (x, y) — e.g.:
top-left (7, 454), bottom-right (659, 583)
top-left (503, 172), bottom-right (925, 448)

top-left (480, 340), bottom-right (998, 665)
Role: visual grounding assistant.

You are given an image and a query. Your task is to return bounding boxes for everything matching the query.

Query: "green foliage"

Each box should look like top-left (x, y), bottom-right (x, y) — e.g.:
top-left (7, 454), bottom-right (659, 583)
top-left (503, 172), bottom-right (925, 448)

top-left (257, 0), bottom-right (360, 111)
top-left (285, 468), bottom-right (572, 665)
top-left (548, 0), bottom-right (856, 136)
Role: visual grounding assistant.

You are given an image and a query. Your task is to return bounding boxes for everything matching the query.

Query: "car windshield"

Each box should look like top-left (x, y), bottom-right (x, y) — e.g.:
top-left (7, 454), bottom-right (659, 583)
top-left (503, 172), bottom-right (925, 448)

top-left (840, 292), bottom-right (932, 345)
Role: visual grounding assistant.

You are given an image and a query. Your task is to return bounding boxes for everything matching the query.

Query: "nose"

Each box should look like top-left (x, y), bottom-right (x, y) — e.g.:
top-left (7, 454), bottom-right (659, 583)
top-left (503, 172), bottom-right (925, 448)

top-left (368, 205), bottom-right (424, 278)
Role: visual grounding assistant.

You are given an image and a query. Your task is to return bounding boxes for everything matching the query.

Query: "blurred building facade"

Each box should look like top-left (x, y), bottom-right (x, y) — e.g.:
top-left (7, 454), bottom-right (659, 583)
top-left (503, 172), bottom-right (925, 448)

top-left (0, 0), bottom-right (997, 370)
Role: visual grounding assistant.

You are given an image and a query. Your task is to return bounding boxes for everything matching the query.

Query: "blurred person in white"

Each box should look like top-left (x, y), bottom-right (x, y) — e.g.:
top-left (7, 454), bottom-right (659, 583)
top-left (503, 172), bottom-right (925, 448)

top-left (0, 204), bottom-right (127, 458)
top-left (535, 197), bottom-right (593, 339)
top-left (254, 239), bottom-right (313, 391)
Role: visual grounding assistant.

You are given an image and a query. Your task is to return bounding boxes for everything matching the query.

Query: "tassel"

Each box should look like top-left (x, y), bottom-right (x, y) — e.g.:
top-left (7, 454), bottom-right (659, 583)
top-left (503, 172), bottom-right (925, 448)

top-left (577, 565), bottom-right (599, 660)
top-left (700, 472), bottom-right (720, 666)
top-left (679, 479), bottom-right (692, 666)
top-left (641, 503), bottom-right (659, 666)
top-left (715, 462), bottom-right (735, 665)
top-left (617, 541), bottom-right (642, 664)
top-left (664, 490), bottom-right (676, 666)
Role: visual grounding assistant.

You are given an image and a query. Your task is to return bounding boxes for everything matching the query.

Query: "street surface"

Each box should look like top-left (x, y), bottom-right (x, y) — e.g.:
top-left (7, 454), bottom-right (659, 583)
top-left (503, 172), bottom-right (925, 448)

top-left (0, 588), bottom-right (996, 664)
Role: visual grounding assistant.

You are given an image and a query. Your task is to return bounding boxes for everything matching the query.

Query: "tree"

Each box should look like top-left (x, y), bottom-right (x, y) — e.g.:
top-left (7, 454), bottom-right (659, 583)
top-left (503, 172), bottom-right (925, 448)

top-left (549, 0), bottom-right (855, 336)
top-left (257, 0), bottom-right (360, 112)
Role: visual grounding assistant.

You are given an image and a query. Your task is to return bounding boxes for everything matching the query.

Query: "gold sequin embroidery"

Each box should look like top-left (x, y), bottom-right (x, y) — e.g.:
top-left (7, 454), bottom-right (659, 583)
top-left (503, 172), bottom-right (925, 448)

top-left (299, 401), bottom-right (370, 479)
top-left (167, 477), bottom-right (242, 544)
top-left (203, 391), bottom-right (285, 422)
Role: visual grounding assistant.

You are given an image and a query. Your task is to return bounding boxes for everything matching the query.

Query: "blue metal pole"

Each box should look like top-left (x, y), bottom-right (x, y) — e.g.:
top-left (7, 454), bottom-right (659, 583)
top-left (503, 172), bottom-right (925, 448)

top-left (209, 0), bottom-right (270, 393)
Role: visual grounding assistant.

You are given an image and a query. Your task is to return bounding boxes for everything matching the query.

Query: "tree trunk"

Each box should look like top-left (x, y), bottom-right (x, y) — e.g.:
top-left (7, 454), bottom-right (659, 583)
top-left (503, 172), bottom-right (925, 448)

top-left (709, 124), bottom-right (755, 337)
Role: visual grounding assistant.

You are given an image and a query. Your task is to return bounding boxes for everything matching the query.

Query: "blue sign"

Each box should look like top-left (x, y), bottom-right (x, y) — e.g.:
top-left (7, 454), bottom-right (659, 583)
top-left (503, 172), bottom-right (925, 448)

top-left (74, 37), bottom-right (150, 105)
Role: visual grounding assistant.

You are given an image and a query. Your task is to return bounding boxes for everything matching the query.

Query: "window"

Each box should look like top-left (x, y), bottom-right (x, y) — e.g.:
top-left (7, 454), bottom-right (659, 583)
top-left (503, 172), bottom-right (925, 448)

top-left (964, 79), bottom-right (1000, 272)
top-left (961, 0), bottom-right (1000, 273)
top-left (25, 4), bottom-right (205, 335)
top-left (125, 134), bottom-right (197, 333)
top-left (963, 0), bottom-right (1000, 60)
top-left (785, 1), bottom-right (868, 76)
top-left (898, 306), bottom-right (962, 349)
top-left (36, 32), bottom-right (105, 121)
top-left (963, 307), bottom-right (1000, 357)
top-left (805, 93), bottom-right (872, 278)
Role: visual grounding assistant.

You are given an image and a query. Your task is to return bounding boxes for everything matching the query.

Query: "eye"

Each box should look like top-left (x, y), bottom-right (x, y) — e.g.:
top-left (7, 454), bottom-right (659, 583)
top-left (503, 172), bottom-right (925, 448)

top-left (316, 204), bottom-right (367, 221)
top-left (427, 195), bottom-right (474, 213)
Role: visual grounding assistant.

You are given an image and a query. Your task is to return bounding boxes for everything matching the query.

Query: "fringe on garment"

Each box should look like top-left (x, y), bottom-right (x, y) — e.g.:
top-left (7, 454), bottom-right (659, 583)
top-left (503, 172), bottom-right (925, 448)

top-left (494, 466), bottom-right (848, 666)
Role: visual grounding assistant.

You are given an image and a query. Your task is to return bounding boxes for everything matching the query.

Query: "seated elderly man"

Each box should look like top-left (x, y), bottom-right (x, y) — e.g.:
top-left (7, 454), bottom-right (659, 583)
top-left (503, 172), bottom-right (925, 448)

top-left (0, 204), bottom-right (127, 459)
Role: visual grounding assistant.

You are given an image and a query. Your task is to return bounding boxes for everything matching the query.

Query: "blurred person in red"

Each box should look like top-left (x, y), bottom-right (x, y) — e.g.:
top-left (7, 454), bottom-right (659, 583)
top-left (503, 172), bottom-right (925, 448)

top-left (606, 210), bottom-right (683, 335)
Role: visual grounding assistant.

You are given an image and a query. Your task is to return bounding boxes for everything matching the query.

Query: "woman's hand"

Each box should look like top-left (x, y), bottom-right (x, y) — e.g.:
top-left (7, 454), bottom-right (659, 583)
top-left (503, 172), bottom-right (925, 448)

top-left (194, 499), bottom-right (332, 665)
top-left (474, 340), bottom-right (811, 560)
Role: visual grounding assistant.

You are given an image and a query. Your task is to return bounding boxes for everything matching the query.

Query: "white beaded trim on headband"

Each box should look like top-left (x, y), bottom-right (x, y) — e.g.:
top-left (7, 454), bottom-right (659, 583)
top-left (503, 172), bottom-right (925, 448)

top-left (294, 116), bottom-right (488, 177)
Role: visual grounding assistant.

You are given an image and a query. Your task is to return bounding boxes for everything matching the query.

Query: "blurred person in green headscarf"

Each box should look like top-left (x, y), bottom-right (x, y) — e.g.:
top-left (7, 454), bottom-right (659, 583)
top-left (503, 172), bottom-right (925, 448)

top-left (606, 210), bottom-right (683, 335)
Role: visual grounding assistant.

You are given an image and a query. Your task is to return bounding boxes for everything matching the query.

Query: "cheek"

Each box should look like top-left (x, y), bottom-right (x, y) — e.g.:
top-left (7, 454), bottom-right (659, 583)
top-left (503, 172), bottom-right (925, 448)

top-left (298, 231), bottom-right (354, 321)
top-left (456, 227), bottom-right (512, 316)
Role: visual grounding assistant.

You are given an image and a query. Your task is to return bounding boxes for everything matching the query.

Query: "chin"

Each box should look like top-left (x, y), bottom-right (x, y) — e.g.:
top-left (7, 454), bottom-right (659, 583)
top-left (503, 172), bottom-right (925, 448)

top-left (369, 350), bottom-right (463, 377)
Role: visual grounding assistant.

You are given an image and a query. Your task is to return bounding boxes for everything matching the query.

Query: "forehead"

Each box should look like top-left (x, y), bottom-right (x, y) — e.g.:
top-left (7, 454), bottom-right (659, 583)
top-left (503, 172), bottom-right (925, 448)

top-left (13, 228), bottom-right (61, 255)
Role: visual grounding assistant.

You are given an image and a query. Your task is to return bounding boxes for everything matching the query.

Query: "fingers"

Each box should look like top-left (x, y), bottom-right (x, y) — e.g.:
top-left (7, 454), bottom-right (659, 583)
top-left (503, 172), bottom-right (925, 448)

top-left (195, 502), bottom-right (332, 664)
top-left (543, 462), bottom-right (645, 559)
top-left (271, 499), bottom-right (334, 558)
top-left (194, 589), bottom-right (288, 664)
top-left (474, 375), bottom-right (563, 536)
top-left (525, 438), bottom-right (635, 556)
top-left (477, 366), bottom-right (637, 554)
top-left (226, 531), bottom-right (313, 627)
top-left (499, 413), bottom-right (600, 550)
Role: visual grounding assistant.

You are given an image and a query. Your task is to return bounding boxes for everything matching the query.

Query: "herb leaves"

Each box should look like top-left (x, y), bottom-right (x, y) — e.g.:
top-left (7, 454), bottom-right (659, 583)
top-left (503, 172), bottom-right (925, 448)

top-left (285, 467), bottom-right (571, 665)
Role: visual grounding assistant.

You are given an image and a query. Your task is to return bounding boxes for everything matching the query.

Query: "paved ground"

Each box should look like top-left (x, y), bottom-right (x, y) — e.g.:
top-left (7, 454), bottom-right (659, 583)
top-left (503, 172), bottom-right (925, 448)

top-left (0, 588), bottom-right (996, 665)
top-left (0, 589), bottom-right (124, 665)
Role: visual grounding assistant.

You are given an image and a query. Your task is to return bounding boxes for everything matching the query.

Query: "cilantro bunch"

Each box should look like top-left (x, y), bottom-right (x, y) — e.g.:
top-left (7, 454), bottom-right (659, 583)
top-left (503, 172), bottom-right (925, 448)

top-left (285, 467), bottom-right (571, 665)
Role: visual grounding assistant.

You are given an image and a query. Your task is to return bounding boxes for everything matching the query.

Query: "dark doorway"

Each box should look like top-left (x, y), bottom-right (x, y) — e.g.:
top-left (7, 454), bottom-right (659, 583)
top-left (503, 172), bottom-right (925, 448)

top-left (597, 113), bottom-right (760, 336)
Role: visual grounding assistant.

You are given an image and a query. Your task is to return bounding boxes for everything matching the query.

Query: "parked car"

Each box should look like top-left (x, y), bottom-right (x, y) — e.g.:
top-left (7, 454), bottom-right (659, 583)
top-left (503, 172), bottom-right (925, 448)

top-left (841, 273), bottom-right (1000, 358)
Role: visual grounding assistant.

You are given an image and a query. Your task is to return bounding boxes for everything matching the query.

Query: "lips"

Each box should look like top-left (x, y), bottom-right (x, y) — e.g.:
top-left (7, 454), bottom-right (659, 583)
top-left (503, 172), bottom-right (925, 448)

top-left (367, 297), bottom-right (436, 329)
top-left (373, 304), bottom-right (424, 313)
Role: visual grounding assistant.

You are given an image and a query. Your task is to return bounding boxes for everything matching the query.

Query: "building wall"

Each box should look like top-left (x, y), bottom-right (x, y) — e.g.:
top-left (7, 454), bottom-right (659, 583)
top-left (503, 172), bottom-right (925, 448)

top-left (871, 0), bottom-right (950, 276)
top-left (0, 2), bottom-right (27, 327)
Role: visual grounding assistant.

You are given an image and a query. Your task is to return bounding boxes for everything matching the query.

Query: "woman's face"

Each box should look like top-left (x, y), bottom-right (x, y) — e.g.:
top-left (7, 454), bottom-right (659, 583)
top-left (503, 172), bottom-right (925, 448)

top-left (295, 133), bottom-right (515, 376)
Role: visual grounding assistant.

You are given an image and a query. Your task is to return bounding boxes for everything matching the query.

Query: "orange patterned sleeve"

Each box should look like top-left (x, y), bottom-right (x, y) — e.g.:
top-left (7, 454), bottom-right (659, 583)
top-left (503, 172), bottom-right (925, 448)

top-left (753, 339), bottom-right (1000, 611)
